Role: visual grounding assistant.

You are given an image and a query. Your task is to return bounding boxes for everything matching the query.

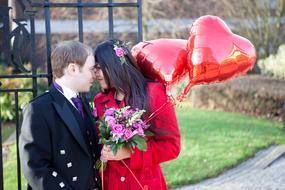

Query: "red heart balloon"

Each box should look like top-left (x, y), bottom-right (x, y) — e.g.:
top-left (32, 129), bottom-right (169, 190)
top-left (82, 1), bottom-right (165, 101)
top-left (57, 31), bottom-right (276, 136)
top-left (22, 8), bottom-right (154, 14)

top-left (187, 15), bottom-right (256, 85)
top-left (131, 39), bottom-right (188, 85)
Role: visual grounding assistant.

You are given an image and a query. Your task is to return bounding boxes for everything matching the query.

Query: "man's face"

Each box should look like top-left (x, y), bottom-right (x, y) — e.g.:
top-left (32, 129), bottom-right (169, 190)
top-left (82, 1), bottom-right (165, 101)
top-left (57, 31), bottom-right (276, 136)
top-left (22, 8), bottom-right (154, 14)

top-left (76, 55), bottom-right (95, 92)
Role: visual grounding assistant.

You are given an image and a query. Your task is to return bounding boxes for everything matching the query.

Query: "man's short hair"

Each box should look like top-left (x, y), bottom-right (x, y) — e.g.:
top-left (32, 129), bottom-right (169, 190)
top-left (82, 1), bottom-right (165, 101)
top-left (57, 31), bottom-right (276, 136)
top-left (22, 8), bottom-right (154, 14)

top-left (51, 41), bottom-right (93, 78)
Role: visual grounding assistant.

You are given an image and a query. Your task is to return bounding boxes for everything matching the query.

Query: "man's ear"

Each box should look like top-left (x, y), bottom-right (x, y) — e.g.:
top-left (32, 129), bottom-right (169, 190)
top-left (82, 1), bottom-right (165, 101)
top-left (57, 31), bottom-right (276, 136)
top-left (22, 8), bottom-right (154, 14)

top-left (66, 63), bottom-right (78, 75)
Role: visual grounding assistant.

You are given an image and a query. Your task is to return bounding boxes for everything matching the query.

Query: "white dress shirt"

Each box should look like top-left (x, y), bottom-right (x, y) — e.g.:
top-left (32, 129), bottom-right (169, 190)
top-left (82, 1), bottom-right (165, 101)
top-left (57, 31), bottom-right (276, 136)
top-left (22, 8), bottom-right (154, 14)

top-left (54, 81), bottom-right (79, 109)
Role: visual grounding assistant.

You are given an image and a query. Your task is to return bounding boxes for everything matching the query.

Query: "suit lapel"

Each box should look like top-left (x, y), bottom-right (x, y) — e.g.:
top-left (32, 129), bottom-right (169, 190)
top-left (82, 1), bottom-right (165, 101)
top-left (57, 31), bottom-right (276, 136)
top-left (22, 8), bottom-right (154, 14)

top-left (81, 96), bottom-right (100, 145)
top-left (49, 85), bottom-right (90, 156)
top-left (80, 96), bottom-right (95, 124)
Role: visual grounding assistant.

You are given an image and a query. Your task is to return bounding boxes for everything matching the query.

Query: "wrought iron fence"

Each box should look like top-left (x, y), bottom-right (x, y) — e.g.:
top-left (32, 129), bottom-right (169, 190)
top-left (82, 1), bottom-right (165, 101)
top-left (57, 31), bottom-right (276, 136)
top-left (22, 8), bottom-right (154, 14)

top-left (0, 0), bottom-right (142, 189)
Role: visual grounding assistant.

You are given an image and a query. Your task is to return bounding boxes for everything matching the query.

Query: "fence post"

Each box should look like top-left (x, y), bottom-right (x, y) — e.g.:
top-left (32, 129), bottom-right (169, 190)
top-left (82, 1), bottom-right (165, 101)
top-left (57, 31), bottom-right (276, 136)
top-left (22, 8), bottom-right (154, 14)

top-left (0, 81), bottom-right (3, 190)
top-left (283, 101), bottom-right (285, 131)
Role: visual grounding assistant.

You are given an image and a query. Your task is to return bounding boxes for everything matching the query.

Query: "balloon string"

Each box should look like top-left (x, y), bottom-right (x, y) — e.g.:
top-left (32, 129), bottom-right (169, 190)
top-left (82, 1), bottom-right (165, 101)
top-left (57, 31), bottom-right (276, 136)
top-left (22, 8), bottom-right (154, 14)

top-left (121, 160), bottom-right (144, 190)
top-left (145, 82), bottom-right (194, 124)
top-left (175, 82), bottom-right (194, 103)
top-left (101, 163), bottom-right (104, 190)
top-left (145, 98), bottom-right (173, 124)
top-left (183, 82), bottom-right (194, 98)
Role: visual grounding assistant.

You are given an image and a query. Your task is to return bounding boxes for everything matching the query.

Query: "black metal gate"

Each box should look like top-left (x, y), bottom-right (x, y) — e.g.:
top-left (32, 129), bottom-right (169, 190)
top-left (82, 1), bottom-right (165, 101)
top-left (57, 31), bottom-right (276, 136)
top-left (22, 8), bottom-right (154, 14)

top-left (0, 1), bottom-right (142, 189)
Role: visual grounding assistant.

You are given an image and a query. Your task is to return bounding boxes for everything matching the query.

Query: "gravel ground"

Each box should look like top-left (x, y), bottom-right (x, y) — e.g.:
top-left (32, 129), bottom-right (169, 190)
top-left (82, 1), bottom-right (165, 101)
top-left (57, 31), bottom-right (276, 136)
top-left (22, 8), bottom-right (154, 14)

top-left (173, 145), bottom-right (285, 190)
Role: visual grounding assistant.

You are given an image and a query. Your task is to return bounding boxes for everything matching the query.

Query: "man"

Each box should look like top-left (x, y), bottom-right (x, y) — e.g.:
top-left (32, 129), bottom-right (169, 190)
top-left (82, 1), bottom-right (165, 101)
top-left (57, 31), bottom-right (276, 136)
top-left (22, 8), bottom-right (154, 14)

top-left (19, 41), bottom-right (101, 190)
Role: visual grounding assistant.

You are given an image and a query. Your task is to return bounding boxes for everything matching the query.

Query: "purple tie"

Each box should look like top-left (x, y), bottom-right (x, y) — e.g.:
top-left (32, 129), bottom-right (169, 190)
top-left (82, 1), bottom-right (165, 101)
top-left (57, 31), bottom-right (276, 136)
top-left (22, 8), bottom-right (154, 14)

top-left (71, 96), bottom-right (84, 117)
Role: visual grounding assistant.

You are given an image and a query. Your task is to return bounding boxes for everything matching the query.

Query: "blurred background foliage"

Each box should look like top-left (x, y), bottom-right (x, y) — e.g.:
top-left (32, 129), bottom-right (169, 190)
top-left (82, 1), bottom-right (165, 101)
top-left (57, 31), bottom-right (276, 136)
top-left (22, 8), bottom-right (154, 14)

top-left (1, 0), bottom-right (285, 122)
top-left (0, 64), bottom-right (47, 121)
top-left (258, 44), bottom-right (285, 79)
top-left (1, 1), bottom-right (285, 188)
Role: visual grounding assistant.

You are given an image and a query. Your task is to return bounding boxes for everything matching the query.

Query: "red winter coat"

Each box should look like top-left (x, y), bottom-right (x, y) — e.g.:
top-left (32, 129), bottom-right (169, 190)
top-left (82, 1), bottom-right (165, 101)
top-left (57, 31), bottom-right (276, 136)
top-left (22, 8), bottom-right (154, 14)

top-left (93, 82), bottom-right (181, 190)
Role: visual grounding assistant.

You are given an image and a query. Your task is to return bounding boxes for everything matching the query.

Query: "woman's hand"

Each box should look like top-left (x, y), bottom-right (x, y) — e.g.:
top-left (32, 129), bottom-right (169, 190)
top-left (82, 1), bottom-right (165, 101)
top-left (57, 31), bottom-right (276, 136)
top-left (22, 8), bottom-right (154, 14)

top-left (101, 145), bottom-right (131, 161)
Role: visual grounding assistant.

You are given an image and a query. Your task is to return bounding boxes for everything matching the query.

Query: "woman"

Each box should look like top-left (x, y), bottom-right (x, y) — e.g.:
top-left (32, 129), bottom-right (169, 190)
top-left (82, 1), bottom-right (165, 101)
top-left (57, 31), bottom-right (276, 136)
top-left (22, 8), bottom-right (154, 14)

top-left (93, 39), bottom-right (180, 190)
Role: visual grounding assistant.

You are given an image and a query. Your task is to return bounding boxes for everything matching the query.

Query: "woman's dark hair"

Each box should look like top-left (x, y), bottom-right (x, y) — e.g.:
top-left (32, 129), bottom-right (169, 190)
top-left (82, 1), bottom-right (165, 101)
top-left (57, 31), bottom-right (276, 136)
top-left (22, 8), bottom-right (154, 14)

top-left (94, 39), bottom-right (149, 111)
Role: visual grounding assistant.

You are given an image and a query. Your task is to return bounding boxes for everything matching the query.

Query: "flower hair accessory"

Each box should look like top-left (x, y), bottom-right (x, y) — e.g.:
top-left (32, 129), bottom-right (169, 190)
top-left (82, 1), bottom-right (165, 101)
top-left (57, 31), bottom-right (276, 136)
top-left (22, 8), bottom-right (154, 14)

top-left (113, 40), bottom-right (128, 65)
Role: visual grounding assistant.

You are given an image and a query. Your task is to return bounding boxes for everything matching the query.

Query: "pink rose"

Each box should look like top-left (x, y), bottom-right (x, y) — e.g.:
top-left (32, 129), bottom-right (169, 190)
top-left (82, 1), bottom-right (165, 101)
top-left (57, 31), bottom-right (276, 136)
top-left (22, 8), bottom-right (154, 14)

top-left (92, 108), bottom-right (97, 117)
top-left (115, 47), bottom-right (125, 57)
top-left (111, 124), bottom-right (124, 134)
top-left (105, 108), bottom-right (115, 116)
top-left (105, 116), bottom-right (116, 126)
top-left (123, 128), bottom-right (133, 141)
top-left (132, 123), bottom-right (140, 129)
top-left (123, 110), bottom-right (133, 118)
top-left (137, 127), bottom-right (144, 136)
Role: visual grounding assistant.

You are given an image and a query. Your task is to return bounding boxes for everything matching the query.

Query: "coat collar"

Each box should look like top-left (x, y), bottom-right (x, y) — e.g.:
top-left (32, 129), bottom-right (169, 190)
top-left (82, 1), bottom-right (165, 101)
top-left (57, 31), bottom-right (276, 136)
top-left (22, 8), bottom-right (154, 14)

top-left (49, 85), bottom-right (90, 156)
top-left (99, 88), bottom-right (125, 109)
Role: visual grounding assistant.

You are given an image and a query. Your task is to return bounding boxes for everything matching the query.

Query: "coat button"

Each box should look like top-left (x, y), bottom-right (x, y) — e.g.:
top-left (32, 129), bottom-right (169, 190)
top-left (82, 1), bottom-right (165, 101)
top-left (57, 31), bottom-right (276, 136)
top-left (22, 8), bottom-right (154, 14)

top-left (72, 176), bottom-right (78, 181)
top-left (144, 185), bottom-right (149, 190)
top-left (120, 176), bottom-right (125, 182)
top-left (52, 171), bottom-right (58, 177)
top-left (67, 162), bottom-right (72, 168)
top-left (59, 182), bottom-right (65, 188)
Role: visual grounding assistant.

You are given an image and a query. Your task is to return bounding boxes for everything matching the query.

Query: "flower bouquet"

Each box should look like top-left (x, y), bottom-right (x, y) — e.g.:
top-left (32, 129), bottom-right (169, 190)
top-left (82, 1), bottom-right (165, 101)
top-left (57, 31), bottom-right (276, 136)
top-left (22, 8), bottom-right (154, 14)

top-left (98, 106), bottom-right (152, 155)
top-left (97, 106), bottom-right (153, 190)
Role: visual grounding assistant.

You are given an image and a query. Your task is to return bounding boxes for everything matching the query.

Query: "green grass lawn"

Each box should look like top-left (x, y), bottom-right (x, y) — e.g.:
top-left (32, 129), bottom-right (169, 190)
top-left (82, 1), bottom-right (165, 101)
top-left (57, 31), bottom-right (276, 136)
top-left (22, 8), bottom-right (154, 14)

top-left (3, 142), bottom-right (27, 190)
top-left (162, 104), bottom-right (285, 188)
top-left (3, 104), bottom-right (285, 189)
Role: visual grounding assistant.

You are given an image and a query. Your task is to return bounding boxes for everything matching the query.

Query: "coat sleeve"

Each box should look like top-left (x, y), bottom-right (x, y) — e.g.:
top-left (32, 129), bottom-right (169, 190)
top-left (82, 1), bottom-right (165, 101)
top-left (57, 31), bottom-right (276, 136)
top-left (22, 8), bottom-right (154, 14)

top-left (129, 83), bottom-right (181, 169)
top-left (19, 103), bottom-right (73, 190)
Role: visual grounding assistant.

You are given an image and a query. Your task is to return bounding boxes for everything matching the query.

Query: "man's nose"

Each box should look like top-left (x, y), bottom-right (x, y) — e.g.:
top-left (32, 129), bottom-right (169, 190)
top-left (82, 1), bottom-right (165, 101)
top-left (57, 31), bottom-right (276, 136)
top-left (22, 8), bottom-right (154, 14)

top-left (91, 71), bottom-right (96, 80)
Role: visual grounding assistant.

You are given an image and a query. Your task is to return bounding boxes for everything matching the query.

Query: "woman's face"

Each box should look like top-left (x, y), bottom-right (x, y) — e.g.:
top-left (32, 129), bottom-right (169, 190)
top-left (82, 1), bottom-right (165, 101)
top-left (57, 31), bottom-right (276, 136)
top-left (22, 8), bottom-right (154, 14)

top-left (94, 63), bottom-right (109, 90)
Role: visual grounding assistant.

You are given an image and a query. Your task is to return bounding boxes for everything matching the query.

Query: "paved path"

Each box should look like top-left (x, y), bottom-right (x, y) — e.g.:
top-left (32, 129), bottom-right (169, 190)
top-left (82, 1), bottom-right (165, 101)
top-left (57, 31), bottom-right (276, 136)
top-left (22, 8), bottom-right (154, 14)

top-left (2, 130), bottom-right (16, 160)
top-left (173, 145), bottom-right (285, 190)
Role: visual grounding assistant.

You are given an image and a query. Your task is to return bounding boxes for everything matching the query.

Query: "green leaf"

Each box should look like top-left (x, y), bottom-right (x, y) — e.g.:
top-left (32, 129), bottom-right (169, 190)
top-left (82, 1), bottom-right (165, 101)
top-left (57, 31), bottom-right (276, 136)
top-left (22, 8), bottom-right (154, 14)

top-left (131, 135), bottom-right (147, 151)
top-left (117, 143), bottom-right (124, 150)
top-left (111, 144), bottom-right (118, 155)
top-left (145, 130), bottom-right (154, 136)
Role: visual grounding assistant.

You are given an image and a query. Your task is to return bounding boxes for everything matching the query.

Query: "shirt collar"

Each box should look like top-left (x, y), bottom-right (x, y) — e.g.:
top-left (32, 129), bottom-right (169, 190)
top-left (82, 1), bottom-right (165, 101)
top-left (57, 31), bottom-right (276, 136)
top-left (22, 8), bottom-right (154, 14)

top-left (55, 81), bottom-right (78, 100)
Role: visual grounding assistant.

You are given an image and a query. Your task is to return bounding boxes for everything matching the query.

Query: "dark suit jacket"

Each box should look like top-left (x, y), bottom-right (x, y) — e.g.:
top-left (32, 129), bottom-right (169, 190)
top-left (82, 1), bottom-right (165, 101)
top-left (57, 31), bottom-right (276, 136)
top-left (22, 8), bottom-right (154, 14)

top-left (19, 85), bottom-right (101, 190)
